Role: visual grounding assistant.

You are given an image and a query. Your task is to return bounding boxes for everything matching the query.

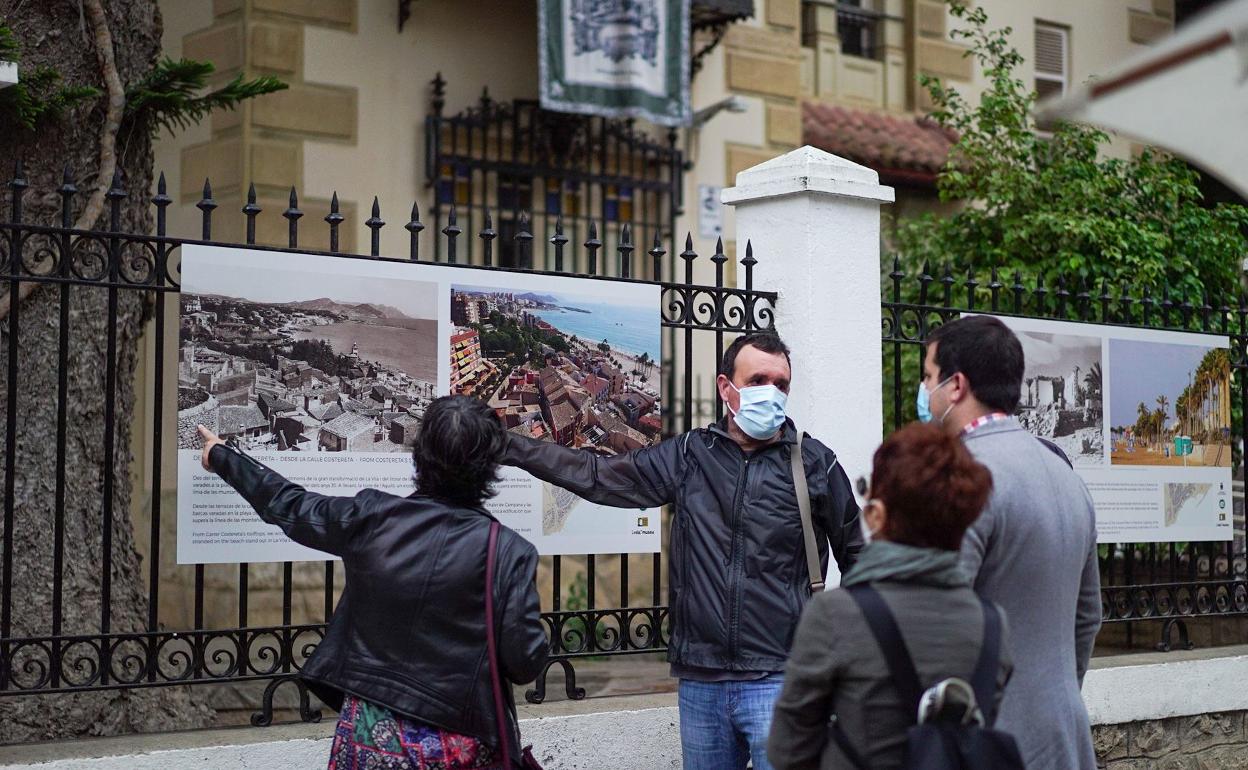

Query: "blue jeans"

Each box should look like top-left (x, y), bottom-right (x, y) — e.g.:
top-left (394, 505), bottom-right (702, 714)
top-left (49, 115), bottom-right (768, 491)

top-left (678, 676), bottom-right (784, 770)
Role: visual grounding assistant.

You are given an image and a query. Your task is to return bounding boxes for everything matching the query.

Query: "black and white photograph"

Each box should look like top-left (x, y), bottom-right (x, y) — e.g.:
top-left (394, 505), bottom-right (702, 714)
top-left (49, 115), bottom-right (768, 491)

top-left (177, 263), bottom-right (438, 454)
top-left (1014, 331), bottom-right (1105, 467)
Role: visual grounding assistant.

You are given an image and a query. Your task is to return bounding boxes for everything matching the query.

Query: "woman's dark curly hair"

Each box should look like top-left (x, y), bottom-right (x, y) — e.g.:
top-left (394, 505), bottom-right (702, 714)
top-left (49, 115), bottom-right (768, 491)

top-left (413, 395), bottom-right (505, 508)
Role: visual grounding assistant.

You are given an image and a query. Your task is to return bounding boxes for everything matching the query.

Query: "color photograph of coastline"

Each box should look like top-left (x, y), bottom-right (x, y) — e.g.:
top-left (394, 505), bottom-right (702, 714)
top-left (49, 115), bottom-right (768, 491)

top-left (449, 284), bottom-right (662, 534)
top-left (178, 264), bottom-right (438, 454)
top-left (1109, 340), bottom-right (1231, 468)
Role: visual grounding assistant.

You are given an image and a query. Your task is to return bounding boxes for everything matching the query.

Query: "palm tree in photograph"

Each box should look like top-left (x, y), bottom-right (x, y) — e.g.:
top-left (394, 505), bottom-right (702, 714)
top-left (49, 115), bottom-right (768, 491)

top-left (1136, 401), bottom-right (1151, 449)
top-left (1156, 395), bottom-right (1170, 449)
top-left (1083, 362), bottom-right (1103, 403)
top-left (1207, 348), bottom-right (1231, 434)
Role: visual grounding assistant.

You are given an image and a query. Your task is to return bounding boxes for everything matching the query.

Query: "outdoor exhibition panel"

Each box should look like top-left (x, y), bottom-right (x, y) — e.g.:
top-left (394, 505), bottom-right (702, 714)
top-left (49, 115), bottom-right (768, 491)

top-left (984, 315), bottom-right (1233, 544)
top-left (177, 244), bottom-right (663, 563)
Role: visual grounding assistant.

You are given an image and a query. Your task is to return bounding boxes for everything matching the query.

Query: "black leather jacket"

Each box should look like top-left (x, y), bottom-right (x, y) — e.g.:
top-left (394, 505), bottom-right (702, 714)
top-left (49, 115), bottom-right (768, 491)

top-left (209, 444), bottom-right (548, 753)
top-left (501, 418), bottom-right (862, 674)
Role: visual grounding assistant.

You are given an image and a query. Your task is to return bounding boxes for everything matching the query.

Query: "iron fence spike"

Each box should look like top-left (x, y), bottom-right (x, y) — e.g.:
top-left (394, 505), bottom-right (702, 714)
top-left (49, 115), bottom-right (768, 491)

top-left (742, 240), bottom-right (755, 265)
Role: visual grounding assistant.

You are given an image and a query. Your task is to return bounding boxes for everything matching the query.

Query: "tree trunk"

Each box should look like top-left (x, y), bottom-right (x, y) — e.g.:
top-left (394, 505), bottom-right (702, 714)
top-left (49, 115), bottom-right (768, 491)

top-left (0, 0), bottom-right (212, 742)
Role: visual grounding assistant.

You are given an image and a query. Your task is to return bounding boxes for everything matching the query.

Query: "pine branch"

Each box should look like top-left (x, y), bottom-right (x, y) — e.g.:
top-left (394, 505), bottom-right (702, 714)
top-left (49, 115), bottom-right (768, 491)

top-left (125, 57), bottom-right (287, 139)
top-left (0, 24), bottom-right (101, 131)
top-left (0, 24), bottom-right (19, 61)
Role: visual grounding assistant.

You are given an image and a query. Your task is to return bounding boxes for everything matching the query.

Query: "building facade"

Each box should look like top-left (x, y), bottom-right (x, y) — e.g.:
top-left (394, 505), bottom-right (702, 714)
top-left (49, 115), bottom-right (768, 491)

top-left (130, 0), bottom-right (1184, 637)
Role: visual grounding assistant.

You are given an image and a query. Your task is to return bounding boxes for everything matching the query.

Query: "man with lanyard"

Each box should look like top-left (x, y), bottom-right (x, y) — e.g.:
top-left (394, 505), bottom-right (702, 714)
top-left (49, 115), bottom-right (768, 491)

top-left (919, 315), bottom-right (1101, 770)
top-left (500, 332), bottom-right (863, 770)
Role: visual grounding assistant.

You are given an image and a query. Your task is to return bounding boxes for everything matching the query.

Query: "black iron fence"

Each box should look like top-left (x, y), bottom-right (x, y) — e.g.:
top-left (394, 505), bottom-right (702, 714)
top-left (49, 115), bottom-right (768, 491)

top-left (426, 77), bottom-right (681, 278)
top-left (882, 261), bottom-right (1248, 651)
top-left (0, 164), bottom-right (775, 723)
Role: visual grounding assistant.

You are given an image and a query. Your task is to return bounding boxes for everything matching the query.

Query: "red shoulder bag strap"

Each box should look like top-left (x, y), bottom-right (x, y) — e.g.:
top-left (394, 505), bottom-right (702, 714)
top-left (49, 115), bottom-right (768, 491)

top-left (485, 520), bottom-right (512, 769)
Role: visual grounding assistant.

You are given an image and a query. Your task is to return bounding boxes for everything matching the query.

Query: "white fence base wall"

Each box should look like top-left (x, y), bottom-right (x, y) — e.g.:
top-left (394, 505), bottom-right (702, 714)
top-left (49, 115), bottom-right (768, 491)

top-left (4, 647), bottom-right (1248, 769)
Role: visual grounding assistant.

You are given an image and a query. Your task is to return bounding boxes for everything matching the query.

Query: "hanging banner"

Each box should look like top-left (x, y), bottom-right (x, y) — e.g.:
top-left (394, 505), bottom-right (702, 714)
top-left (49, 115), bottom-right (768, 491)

top-left (176, 245), bottom-right (663, 563)
top-left (539, 0), bottom-right (691, 126)
top-left (979, 315), bottom-right (1233, 544)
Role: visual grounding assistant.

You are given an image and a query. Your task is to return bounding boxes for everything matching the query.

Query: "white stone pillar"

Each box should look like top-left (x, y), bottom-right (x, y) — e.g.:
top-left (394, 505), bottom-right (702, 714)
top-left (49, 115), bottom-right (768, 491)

top-left (722, 145), bottom-right (893, 502)
top-left (0, 60), bottom-right (17, 89)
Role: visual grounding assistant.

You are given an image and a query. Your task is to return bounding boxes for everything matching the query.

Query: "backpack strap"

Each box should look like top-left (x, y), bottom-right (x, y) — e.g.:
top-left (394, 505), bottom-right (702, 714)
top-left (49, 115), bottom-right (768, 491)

top-left (969, 598), bottom-right (1004, 725)
top-left (828, 716), bottom-right (870, 770)
top-left (789, 426), bottom-right (824, 592)
top-left (845, 585), bottom-right (924, 713)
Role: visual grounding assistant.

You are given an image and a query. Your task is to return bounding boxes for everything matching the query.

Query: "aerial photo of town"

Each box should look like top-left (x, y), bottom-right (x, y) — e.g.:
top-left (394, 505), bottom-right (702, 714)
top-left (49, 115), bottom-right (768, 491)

top-left (450, 283), bottom-right (662, 531)
top-left (177, 266), bottom-right (438, 454)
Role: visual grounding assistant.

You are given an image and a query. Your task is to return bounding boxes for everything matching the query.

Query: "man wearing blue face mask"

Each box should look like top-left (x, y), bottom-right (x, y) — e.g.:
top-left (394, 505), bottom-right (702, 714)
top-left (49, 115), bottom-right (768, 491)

top-left (500, 332), bottom-right (863, 770)
top-left (921, 316), bottom-right (1100, 770)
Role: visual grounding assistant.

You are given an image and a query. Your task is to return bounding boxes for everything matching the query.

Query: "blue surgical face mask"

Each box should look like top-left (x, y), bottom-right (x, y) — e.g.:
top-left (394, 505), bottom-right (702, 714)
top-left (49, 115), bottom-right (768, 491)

top-left (727, 382), bottom-right (787, 440)
top-left (916, 376), bottom-right (954, 423)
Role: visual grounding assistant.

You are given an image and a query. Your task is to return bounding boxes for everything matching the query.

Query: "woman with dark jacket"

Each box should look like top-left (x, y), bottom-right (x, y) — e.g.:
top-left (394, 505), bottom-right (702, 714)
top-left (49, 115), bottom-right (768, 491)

top-left (197, 395), bottom-right (548, 769)
top-left (767, 423), bottom-right (1011, 770)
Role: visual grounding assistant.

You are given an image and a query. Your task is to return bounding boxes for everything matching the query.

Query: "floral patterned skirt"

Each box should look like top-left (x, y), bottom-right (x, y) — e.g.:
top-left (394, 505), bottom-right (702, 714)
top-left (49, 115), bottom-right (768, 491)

top-left (328, 694), bottom-right (501, 769)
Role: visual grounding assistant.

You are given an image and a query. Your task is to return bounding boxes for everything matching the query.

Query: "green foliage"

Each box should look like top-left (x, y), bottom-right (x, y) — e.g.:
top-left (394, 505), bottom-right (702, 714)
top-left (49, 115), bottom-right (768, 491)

top-left (882, 1), bottom-right (1248, 433)
top-left (125, 57), bottom-right (287, 139)
top-left (893, 1), bottom-right (1248, 301)
top-left (0, 27), bottom-right (284, 136)
top-left (0, 24), bottom-right (101, 131)
top-left (0, 24), bottom-right (18, 61)
top-left (475, 312), bottom-right (569, 369)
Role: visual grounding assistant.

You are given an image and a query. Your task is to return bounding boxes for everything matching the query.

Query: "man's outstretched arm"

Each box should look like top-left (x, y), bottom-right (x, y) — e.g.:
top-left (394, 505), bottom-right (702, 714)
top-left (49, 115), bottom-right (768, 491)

top-left (501, 431), bottom-right (684, 509)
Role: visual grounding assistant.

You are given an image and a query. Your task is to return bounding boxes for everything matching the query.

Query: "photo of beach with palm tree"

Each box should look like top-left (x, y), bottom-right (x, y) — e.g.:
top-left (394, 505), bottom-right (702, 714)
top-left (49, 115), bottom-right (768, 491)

top-left (1109, 340), bottom-right (1231, 467)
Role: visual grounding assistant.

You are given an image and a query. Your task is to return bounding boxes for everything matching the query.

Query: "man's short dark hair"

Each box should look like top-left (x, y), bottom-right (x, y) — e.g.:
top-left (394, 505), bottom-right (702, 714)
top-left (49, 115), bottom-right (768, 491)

top-left (925, 316), bottom-right (1024, 413)
top-left (721, 333), bottom-right (792, 382)
top-left (412, 395), bottom-right (505, 507)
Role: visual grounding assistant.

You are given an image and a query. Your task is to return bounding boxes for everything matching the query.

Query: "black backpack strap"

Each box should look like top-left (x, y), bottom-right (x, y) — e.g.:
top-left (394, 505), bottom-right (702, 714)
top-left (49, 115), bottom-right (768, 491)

top-left (845, 585), bottom-right (924, 714)
top-left (970, 598), bottom-right (1004, 724)
top-left (829, 716), bottom-right (870, 770)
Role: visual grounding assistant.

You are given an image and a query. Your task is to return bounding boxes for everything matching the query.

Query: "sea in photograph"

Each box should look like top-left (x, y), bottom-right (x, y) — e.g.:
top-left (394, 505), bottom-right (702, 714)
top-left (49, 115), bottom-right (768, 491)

top-left (531, 303), bottom-right (660, 361)
top-left (292, 319), bottom-right (438, 383)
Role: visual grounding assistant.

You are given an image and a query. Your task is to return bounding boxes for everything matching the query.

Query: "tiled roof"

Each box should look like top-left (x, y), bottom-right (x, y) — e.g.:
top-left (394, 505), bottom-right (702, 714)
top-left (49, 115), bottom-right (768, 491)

top-left (321, 411), bottom-right (376, 440)
top-left (257, 391), bottom-right (297, 414)
top-left (551, 401), bottom-right (578, 431)
top-left (802, 102), bottom-right (957, 186)
top-left (219, 405), bottom-right (268, 432)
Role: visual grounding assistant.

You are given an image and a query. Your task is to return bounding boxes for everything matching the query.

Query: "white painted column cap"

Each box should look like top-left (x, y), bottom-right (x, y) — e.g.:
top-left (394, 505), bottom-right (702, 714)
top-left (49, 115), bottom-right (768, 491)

top-left (721, 145), bottom-right (895, 205)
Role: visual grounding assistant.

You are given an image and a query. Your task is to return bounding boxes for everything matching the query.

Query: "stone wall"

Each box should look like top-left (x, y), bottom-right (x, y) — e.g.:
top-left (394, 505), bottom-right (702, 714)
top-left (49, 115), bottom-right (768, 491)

top-left (1094, 711), bottom-right (1248, 769)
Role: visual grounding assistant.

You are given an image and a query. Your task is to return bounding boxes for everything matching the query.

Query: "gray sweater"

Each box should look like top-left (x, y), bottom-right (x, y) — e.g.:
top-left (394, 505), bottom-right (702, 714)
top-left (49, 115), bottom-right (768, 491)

top-left (960, 418), bottom-right (1102, 770)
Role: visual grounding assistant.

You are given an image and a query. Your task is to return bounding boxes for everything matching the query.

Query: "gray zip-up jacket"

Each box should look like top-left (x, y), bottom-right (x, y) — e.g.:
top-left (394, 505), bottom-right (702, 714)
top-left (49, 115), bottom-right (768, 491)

top-left (501, 418), bottom-right (862, 673)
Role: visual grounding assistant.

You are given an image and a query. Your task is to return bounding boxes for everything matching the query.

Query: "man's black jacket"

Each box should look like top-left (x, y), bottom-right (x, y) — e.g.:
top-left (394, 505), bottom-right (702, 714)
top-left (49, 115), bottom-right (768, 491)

top-left (502, 418), bottom-right (862, 673)
top-left (208, 444), bottom-right (548, 752)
